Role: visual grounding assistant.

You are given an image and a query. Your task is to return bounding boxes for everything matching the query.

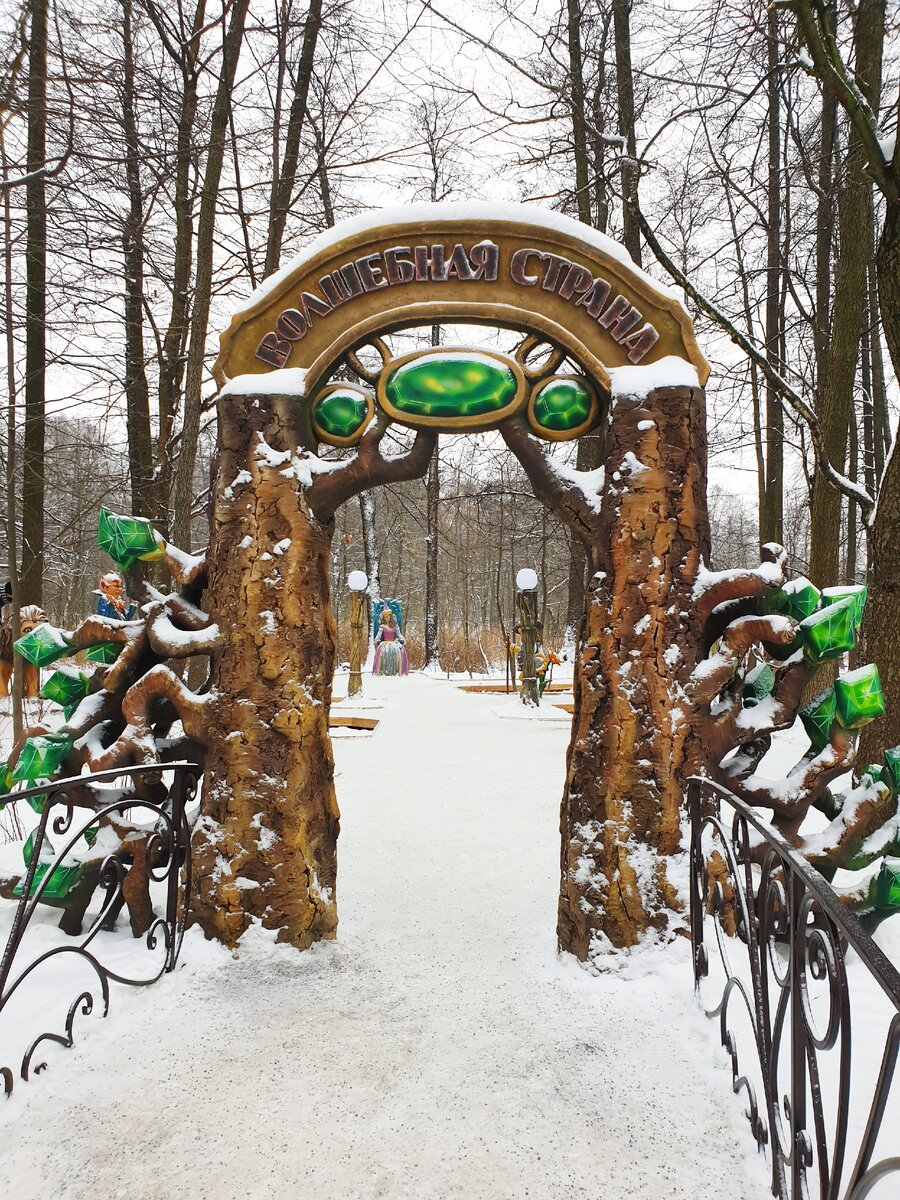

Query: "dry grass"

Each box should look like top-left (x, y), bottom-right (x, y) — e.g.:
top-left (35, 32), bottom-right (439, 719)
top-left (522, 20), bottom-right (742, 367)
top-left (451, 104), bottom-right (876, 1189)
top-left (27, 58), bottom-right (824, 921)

top-left (335, 620), bottom-right (513, 675)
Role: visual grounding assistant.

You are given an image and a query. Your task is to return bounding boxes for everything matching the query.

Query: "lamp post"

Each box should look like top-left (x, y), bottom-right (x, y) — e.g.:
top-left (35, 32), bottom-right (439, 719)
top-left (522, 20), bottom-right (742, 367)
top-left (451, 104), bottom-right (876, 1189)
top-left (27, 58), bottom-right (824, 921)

top-left (516, 567), bottom-right (540, 707)
top-left (347, 570), bottom-right (368, 697)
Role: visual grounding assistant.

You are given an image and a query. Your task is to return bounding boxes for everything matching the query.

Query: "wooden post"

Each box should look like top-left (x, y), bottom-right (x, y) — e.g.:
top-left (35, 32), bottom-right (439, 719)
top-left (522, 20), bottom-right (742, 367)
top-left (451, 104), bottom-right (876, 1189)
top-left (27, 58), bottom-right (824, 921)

top-left (517, 587), bottom-right (540, 707)
top-left (348, 589), bottom-right (365, 697)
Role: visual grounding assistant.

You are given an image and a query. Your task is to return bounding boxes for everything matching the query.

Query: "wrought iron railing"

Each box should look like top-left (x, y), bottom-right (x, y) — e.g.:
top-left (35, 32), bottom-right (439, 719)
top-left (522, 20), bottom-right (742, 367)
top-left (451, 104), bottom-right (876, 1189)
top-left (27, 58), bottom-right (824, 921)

top-left (0, 762), bottom-right (200, 1097)
top-left (688, 775), bottom-right (900, 1199)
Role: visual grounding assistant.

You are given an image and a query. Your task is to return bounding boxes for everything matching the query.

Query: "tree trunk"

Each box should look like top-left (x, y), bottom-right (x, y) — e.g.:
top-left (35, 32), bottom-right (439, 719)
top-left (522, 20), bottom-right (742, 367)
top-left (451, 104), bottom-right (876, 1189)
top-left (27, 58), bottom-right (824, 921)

top-left (173, 0), bottom-right (250, 551)
top-left (807, 167), bottom-right (870, 589)
top-left (846, 399), bottom-right (858, 584)
top-left (263, 0), bottom-right (324, 277)
top-left (153, 0), bottom-right (208, 535)
top-left (425, 322), bottom-right (441, 669)
top-left (760, 7), bottom-right (783, 546)
top-left (359, 489), bottom-right (381, 632)
top-left (611, 0), bottom-right (641, 266)
top-left (558, 385), bottom-right (709, 960)
top-left (808, 0), bottom-right (884, 591)
top-left (813, 42), bottom-right (836, 396)
top-left (21, 0), bottom-right (48, 606)
top-left (859, 194), bottom-right (900, 764)
top-left (121, 0), bottom-right (154, 520)
top-left (424, 443), bottom-right (440, 668)
top-left (565, 0), bottom-right (592, 225)
top-left (190, 390), bottom-right (339, 948)
top-left (2, 138), bottom-right (23, 740)
top-left (868, 203), bottom-right (890, 476)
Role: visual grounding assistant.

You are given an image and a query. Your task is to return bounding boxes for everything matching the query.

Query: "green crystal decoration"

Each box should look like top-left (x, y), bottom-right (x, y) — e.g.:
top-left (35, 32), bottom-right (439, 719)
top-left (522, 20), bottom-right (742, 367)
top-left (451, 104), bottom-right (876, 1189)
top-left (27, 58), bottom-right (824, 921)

top-left (25, 791), bottom-right (47, 814)
top-left (799, 596), bottom-right (857, 663)
top-left (14, 622), bottom-right (72, 668)
top-left (742, 661), bottom-right (775, 707)
top-left (883, 746), bottom-right (900, 792)
top-left (12, 862), bottom-right (83, 901)
top-left (312, 388), bottom-right (370, 440)
top-left (531, 378), bottom-right (593, 433)
top-left (97, 507), bottom-right (165, 569)
top-left (861, 763), bottom-right (884, 788)
top-left (873, 859), bottom-right (900, 911)
top-left (834, 663), bottom-right (885, 729)
top-left (800, 687), bottom-right (837, 753)
top-left (385, 353), bottom-right (518, 420)
top-left (11, 733), bottom-right (73, 784)
top-left (41, 667), bottom-right (90, 715)
top-left (821, 584), bottom-right (867, 628)
top-left (84, 641), bottom-right (121, 665)
top-left (21, 827), bottom-right (52, 869)
top-left (13, 828), bottom-right (82, 901)
top-left (777, 576), bottom-right (822, 621)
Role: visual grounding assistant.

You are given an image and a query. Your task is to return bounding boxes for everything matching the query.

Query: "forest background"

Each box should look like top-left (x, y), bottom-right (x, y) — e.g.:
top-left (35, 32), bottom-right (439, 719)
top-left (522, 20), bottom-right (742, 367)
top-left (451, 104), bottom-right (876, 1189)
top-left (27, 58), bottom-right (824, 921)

top-left (0, 0), bottom-right (897, 677)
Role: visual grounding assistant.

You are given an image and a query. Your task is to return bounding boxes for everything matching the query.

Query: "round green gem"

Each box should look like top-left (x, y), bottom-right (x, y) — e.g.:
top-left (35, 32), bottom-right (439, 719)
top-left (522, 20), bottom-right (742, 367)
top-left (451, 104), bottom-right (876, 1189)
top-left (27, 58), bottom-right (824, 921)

top-left (385, 354), bottom-right (517, 419)
top-left (532, 378), bottom-right (593, 432)
top-left (313, 388), bottom-right (369, 438)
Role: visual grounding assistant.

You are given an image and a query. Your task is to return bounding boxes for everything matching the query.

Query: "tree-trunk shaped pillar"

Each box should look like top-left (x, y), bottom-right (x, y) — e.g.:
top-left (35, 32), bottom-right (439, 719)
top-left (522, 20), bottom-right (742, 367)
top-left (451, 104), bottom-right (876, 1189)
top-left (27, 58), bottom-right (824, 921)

top-left (191, 390), bottom-right (340, 947)
top-left (504, 382), bottom-right (710, 961)
top-left (347, 589), bottom-right (366, 698)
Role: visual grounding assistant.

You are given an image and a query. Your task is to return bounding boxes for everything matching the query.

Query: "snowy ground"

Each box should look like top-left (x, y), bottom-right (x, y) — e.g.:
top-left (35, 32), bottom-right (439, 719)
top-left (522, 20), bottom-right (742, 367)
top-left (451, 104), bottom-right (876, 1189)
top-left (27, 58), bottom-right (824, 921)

top-left (0, 675), bottom-right (778, 1197)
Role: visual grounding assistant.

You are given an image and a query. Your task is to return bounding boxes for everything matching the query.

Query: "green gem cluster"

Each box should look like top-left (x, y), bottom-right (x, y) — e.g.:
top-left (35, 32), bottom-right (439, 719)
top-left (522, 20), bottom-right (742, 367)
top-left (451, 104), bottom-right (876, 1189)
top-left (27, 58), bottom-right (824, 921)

top-left (313, 388), bottom-right (370, 438)
top-left (531, 378), bottom-right (593, 432)
top-left (385, 355), bottom-right (517, 419)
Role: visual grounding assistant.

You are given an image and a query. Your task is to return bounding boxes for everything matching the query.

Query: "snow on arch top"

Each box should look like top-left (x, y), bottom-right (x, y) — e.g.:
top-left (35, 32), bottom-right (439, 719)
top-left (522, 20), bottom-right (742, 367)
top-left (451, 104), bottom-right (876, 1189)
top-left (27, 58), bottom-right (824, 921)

top-left (213, 201), bottom-right (710, 397)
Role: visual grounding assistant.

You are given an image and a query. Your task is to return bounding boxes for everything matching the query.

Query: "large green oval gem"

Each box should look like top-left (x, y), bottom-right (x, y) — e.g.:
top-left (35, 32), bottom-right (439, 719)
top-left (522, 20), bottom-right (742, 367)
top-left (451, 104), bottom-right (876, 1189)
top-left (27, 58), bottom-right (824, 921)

top-left (384, 353), bottom-right (518, 420)
top-left (313, 388), bottom-right (370, 439)
top-left (531, 378), bottom-right (593, 432)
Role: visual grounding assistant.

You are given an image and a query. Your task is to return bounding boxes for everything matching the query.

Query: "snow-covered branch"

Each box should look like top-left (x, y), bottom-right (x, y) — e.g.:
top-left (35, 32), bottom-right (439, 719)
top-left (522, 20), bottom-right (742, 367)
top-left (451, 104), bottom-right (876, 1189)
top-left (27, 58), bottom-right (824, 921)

top-left (90, 665), bottom-right (207, 770)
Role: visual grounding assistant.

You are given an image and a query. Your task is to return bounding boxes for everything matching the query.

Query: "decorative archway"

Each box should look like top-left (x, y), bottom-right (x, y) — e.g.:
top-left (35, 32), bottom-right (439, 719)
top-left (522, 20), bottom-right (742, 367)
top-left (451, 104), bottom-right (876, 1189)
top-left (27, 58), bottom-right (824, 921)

top-left (190, 203), bottom-right (717, 959)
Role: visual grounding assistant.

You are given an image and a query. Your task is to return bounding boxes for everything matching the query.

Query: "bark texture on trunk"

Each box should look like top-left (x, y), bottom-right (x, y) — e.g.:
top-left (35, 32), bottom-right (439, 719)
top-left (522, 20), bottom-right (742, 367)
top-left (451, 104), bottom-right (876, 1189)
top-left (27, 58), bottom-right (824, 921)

top-left (21, 0), bottom-right (48, 605)
top-left (191, 391), bottom-right (339, 948)
top-left (859, 376), bottom-right (900, 766)
top-left (557, 385), bottom-right (709, 960)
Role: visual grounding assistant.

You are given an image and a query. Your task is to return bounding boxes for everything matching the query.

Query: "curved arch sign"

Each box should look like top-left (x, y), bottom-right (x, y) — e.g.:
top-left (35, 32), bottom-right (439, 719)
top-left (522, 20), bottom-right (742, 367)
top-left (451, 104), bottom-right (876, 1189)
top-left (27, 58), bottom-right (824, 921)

top-left (213, 202), bottom-right (709, 403)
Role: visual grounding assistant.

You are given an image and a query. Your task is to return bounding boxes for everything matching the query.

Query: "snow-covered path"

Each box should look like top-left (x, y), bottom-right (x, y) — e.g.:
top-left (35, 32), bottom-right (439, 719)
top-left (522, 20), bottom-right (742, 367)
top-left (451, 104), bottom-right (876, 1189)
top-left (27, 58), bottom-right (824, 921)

top-left (0, 675), bottom-right (768, 1199)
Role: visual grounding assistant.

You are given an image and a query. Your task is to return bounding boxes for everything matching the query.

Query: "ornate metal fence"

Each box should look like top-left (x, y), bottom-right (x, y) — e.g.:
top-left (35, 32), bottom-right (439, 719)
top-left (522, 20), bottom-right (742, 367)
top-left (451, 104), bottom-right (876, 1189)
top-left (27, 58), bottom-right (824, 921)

top-left (688, 775), bottom-right (900, 1199)
top-left (0, 762), bottom-right (199, 1097)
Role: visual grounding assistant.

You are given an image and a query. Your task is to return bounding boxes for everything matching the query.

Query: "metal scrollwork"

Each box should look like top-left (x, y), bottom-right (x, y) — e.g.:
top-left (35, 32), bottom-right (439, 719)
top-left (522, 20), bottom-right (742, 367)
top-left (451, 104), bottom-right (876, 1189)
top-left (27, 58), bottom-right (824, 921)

top-left (0, 762), bottom-right (199, 1097)
top-left (689, 776), bottom-right (900, 1199)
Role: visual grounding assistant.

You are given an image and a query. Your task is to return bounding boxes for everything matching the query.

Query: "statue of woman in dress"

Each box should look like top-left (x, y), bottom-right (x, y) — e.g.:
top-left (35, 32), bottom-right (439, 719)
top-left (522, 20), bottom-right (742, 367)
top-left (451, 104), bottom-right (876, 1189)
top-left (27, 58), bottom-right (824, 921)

top-left (372, 607), bottom-right (409, 676)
